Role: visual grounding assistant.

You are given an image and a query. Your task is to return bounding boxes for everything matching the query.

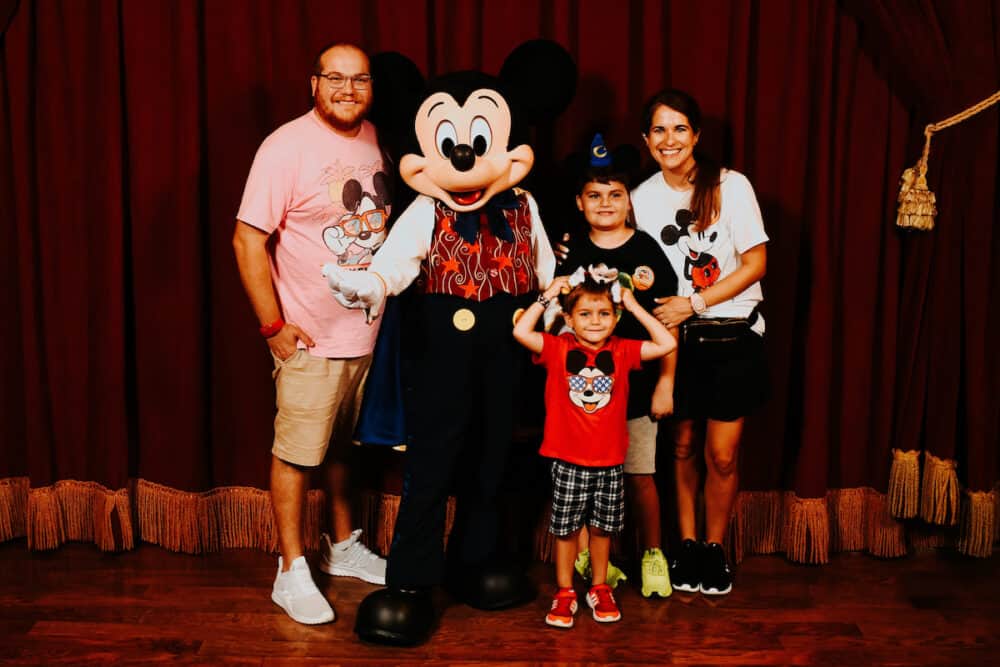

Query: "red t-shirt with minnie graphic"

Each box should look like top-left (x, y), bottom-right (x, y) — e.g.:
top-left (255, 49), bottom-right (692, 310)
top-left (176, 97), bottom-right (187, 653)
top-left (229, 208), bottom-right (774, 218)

top-left (534, 333), bottom-right (643, 467)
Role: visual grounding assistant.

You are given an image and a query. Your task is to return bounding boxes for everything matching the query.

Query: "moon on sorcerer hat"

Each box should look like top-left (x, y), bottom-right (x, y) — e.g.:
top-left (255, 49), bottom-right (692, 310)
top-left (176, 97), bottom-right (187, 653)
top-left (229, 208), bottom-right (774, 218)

top-left (589, 133), bottom-right (612, 167)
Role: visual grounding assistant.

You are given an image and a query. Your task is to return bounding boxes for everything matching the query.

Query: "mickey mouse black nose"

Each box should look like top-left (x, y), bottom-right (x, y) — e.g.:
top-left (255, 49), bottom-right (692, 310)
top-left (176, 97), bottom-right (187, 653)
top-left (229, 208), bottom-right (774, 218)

top-left (450, 144), bottom-right (476, 172)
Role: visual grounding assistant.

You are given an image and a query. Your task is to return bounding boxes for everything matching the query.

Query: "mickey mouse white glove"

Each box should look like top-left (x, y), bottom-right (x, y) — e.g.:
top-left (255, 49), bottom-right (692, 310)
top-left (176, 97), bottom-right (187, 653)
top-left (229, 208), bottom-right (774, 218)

top-left (322, 263), bottom-right (385, 324)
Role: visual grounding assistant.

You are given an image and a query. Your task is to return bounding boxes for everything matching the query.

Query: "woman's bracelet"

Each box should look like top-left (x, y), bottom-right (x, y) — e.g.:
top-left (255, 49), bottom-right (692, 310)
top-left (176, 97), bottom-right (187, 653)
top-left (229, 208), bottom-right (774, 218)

top-left (536, 293), bottom-right (551, 308)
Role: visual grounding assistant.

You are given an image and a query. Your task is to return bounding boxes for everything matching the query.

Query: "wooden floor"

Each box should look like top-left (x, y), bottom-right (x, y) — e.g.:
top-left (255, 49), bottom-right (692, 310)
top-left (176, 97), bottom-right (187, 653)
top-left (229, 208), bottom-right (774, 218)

top-left (0, 540), bottom-right (997, 666)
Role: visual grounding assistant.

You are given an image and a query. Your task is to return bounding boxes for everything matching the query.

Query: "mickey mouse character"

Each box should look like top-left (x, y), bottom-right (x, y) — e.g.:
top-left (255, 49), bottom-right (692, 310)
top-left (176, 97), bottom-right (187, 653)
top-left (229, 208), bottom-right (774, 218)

top-left (661, 208), bottom-right (721, 290)
top-left (565, 348), bottom-right (615, 413)
top-left (322, 41), bottom-right (576, 646)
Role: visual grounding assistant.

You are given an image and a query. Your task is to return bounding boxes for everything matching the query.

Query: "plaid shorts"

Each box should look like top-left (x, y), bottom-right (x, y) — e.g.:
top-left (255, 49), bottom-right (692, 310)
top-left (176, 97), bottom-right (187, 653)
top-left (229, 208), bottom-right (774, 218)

top-left (548, 460), bottom-right (625, 537)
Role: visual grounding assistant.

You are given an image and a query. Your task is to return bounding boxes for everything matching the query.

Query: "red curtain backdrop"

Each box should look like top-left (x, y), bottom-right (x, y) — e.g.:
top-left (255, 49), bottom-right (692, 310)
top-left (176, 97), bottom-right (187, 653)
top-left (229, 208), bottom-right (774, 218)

top-left (2, 0), bottom-right (997, 559)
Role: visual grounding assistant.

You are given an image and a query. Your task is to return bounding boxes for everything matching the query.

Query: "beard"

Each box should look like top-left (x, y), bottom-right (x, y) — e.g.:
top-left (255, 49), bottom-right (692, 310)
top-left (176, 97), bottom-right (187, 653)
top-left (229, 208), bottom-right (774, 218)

top-left (314, 91), bottom-right (371, 135)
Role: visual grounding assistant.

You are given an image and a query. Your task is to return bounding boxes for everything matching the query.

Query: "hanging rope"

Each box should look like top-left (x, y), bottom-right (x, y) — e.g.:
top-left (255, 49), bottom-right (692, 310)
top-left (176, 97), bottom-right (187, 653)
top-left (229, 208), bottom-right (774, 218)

top-left (896, 89), bottom-right (1000, 231)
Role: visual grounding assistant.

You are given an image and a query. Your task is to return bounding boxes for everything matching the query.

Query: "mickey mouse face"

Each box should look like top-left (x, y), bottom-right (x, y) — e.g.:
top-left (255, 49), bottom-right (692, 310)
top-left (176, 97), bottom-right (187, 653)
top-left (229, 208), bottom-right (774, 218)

top-left (399, 89), bottom-right (534, 212)
top-left (661, 208), bottom-right (695, 246)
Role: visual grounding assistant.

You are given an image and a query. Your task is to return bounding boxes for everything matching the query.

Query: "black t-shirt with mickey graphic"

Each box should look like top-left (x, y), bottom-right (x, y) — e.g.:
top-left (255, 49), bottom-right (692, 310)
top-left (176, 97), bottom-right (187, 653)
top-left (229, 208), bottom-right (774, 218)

top-left (558, 229), bottom-right (678, 419)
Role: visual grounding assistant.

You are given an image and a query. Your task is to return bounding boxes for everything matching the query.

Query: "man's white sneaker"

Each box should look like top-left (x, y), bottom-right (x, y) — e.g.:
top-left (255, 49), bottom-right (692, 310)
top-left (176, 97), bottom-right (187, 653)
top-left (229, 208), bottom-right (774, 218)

top-left (271, 556), bottom-right (335, 624)
top-left (319, 529), bottom-right (386, 585)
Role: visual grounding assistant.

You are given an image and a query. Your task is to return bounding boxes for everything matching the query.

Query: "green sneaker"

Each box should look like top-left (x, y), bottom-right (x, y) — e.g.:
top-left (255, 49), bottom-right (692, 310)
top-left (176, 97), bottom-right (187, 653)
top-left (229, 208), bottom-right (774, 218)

top-left (641, 548), bottom-right (672, 598)
top-left (605, 560), bottom-right (628, 589)
top-left (574, 549), bottom-right (591, 580)
top-left (575, 549), bottom-right (628, 589)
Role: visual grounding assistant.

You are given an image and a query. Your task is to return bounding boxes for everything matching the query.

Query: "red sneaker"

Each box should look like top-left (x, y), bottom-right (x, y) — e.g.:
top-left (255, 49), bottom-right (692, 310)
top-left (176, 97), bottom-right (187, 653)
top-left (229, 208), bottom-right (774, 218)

top-left (586, 583), bottom-right (621, 623)
top-left (545, 588), bottom-right (578, 628)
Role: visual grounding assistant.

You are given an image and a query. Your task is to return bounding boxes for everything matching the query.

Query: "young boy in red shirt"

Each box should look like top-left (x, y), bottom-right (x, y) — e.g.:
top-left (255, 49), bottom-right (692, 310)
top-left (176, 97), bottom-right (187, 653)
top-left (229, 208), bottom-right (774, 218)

top-left (513, 268), bottom-right (675, 628)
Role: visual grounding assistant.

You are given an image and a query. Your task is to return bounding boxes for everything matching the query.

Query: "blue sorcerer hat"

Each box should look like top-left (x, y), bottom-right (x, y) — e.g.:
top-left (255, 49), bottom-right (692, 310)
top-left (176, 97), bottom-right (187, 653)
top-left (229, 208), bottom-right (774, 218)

top-left (589, 133), bottom-right (612, 167)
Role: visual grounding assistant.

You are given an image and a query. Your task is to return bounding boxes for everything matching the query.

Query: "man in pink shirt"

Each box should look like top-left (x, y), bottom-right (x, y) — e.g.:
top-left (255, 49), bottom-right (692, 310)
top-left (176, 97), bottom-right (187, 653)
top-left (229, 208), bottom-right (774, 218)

top-left (233, 43), bottom-right (390, 625)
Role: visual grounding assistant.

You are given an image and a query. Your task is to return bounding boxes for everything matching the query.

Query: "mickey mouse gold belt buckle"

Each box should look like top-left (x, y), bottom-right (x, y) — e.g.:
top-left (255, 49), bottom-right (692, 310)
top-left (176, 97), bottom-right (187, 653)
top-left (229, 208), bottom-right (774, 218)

top-left (453, 308), bottom-right (475, 331)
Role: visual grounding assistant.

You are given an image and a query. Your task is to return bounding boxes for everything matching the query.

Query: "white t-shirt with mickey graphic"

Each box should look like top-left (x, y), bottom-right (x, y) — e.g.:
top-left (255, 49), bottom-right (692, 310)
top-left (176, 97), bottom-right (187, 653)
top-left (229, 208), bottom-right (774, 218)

top-left (631, 169), bottom-right (767, 332)
top-left (237, 110), bottom-right (389, 358)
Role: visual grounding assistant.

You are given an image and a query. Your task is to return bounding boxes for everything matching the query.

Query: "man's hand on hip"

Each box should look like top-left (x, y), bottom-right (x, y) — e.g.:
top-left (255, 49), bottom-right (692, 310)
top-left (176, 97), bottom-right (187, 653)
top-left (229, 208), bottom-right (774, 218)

top-left (268, 323), bottom-right (315, 361)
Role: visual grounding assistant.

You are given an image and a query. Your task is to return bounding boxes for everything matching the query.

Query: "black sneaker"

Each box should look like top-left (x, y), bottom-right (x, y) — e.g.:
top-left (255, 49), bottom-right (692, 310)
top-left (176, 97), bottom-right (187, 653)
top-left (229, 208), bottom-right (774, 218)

top-left (699, 542), bottom-right (733, 595)
top-left (668, 539), bottom-right (701, 593)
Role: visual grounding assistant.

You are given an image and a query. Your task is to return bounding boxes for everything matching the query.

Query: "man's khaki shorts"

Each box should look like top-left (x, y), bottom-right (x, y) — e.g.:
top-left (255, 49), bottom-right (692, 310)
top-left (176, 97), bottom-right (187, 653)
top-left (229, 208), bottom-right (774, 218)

top-left (271, 349), bottom-right (372, 467)
top-left (623, 416), bottom-right (658, 475)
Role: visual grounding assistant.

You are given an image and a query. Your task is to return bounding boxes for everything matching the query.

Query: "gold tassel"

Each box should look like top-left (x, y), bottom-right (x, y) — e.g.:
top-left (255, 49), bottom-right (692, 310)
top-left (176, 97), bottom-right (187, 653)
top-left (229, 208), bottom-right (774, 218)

top-left (783, 494), bottom-right (830, 564)
top-left (920, 451), bottom-right (959, 525)
top-left (895, 160), bottom-right (937, 230)
top-left (956, 489), bottom-right (997, 558)
top-left (0, 477), bottom-right (29, 541)
top-left (896, 92), bottom-right (1000, 231)
top-left (828, 488), bottom-right (865, 552)
top-left (864, 489), bottom-right (907, 558)
top-left (887, 449), bottom-right (921, 518)
top-left (730, 490), bottom-right (784, 564)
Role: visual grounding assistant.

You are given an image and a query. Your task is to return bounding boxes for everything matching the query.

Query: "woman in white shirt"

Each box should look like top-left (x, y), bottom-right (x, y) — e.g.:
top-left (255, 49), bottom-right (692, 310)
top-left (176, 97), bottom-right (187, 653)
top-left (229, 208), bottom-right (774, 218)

top-left (631, 88), bottom-right (769, 597)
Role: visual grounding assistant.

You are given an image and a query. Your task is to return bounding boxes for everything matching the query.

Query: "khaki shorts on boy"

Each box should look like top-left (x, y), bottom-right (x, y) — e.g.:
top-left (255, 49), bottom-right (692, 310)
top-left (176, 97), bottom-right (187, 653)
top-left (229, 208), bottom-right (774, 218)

top-left (623, 416), bottom-right (658, 475)
top-left (271, 349), bottom-right (372, 467)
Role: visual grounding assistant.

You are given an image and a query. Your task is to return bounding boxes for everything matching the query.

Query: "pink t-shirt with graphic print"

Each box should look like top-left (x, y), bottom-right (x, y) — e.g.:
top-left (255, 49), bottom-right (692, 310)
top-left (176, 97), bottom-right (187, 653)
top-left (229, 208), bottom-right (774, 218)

top-left (237, 110), bottom-right (390, 358)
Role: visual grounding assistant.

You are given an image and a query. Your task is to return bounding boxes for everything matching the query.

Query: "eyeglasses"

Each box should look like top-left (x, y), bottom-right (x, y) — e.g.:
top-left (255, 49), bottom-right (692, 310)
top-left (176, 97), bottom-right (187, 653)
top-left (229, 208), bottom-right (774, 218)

top-left (567, 375), bottom-right (614, 394)
top-left (335, 210), bottom-right (386, 236)
top-left (316, 72), bottom-right (373, 90)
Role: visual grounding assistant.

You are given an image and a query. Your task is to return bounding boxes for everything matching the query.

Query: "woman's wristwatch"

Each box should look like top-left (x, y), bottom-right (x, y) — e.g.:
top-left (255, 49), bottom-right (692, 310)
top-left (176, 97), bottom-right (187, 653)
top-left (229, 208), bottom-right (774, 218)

top-left (537, 293), bottom-right (551, 308)
top-left (689, 292), bottom-right (708, 315)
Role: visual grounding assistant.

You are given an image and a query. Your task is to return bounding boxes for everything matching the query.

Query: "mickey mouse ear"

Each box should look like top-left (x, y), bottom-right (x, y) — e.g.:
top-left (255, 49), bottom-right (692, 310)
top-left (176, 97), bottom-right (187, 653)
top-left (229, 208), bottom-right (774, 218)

top-left (610, 144), bottom-right (641, 174)
top-left (499, 40), bottom-right (577, 124)
top-left (370, 52), bottom-right (424, 151)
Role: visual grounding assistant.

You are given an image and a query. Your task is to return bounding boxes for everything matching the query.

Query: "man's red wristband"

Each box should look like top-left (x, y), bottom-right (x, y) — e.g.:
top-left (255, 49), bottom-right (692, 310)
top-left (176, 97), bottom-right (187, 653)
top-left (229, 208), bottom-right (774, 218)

top-left (259, 318), bottom-right (285, 338)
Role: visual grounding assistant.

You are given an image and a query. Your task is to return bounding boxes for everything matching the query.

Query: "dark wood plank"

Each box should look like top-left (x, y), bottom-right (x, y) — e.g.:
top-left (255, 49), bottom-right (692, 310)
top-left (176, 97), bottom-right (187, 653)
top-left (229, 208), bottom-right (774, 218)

top-left (0, 539), bottom-right (997, 666)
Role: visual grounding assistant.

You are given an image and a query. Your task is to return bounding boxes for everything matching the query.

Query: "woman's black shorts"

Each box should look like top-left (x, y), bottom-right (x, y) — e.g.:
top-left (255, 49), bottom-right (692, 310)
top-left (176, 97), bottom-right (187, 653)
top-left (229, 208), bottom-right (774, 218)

top-left (673, 317), bottom-right (769, 422)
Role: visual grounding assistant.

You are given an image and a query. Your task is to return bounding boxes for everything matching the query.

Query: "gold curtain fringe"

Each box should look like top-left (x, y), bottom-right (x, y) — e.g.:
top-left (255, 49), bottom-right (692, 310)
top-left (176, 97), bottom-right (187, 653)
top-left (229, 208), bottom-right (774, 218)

top-left (25, 481), bottom-right (132, 551)
top-left (888, 449), bottom-right (921, 518)
top-left (864, 489), bottom-right (907, 558)
top-left (920, 451), bottom-right (959, 525)
top-left (828, 488), bottom-right (865, 552)
top-left (136, 479), bottom-right (323, 554)
top-left (731, 491), bottom-right (783, 564)
top-left (360, 490), bottom-right (395, 556)
top-left (357, 491), bottom-right (455, 558)
top-left (0, 477), bottom-right (29, 541)
top-left (995, 483), bottom-right (1000, 544)
top-left (956, 489), bottom-right (997, 558)
top-left (908, 524), bottom-right (954, 551)
top-left (0, 478), bottom-right (972, 562)
top-left (533, 506), bottom-right (555, 564)
top-left (783, 494), bottom-right (830, 564)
